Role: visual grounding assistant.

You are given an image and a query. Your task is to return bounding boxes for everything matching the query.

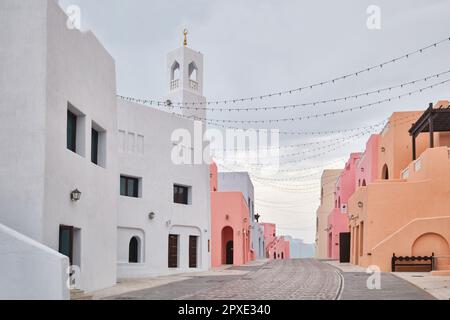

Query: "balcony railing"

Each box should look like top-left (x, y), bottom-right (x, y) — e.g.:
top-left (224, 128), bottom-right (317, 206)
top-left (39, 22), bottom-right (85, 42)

top-left (170, 79), bottom-right (179, 91)
top-left (189, 80), bottom-right (198, 91)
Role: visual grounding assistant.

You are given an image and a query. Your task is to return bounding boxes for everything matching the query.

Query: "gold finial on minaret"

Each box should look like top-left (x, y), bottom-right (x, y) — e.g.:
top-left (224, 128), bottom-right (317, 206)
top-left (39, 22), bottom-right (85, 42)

top-left (183, 28), bottom-right (188, 47)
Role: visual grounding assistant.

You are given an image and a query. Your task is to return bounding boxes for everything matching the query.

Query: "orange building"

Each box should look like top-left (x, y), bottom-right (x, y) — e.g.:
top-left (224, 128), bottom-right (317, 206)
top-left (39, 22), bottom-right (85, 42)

top-left (348, 102), bottom-right (450, 274)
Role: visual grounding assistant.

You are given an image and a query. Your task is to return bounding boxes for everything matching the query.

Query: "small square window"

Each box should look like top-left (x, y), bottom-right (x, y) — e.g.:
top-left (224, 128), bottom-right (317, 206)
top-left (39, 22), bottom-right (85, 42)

top-left (120, 176), bottom-right (140, 198)
top-left (174, 184), bottom-right (190, 205)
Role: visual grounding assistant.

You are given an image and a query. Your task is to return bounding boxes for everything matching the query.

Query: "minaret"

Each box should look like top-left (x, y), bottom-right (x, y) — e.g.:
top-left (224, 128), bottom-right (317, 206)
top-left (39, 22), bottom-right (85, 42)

top-left (165, 29), bottom-right (207, 120)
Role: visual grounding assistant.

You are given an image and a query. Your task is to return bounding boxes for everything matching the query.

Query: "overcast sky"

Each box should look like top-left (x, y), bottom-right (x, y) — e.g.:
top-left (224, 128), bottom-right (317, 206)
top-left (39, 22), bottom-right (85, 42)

top-left (58, 0), bottom-right (450, 243)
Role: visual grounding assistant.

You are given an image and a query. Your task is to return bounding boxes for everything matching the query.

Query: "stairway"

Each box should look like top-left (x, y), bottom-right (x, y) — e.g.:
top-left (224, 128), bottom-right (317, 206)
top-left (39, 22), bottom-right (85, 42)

top-left (70, 289), bottom-right (93, 300)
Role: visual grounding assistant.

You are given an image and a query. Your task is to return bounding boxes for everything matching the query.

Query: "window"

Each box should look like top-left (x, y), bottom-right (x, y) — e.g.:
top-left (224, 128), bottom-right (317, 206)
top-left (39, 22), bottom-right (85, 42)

top-left (128, 237), bottom-right (140, 263)
top-left (67, 103), bottom-right (86, 156)
top-left (67, 110), bottom-right (77, 153)
top-left (91, 128), bottom-right (99, 164)
top-left (120, 176), bottom-right (139, 198)
top-left (174, 184), bottom-right (190, 205)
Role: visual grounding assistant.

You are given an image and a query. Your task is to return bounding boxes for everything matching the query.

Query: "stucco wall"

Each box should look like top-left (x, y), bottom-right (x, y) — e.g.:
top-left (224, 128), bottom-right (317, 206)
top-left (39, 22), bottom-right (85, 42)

top-left (315, 170), bottom-right (342, 258)
top-left (117, 100), bottom-right (211, 277)
top-left (0, 223), bottom-right (69, 300)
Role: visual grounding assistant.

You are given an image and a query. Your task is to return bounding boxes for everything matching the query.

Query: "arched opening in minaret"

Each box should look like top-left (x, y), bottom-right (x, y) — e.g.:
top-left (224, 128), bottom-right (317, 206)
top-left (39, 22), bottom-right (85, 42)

top-left (171, 61), bottom-right (180, 81)
top-left (188, 62), bottom-right (198, 81)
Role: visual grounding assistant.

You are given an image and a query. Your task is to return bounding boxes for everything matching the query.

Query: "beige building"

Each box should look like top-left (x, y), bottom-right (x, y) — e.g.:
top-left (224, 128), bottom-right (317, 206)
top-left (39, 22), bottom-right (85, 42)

top-left (315, 169), bottom-right (342, 259)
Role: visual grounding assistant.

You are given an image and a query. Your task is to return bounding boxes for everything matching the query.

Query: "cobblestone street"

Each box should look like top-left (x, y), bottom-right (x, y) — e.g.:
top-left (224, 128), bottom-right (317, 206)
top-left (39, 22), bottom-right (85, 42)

top-left (105, 259), bottom-right (437, 300)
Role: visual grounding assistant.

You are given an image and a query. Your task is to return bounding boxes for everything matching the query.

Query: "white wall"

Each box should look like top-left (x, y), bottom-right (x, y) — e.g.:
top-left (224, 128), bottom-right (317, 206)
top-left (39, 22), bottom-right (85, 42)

top-left (0, 223), bottom-right (69, 300)
top-left (0, 0), bottom-right (48, 242)
top-left (0, 0), bottom-right (118, 293)
top-left (117, 100), bottom-right (211, 278)
top-left (41, 0), bottom-right (118, 293)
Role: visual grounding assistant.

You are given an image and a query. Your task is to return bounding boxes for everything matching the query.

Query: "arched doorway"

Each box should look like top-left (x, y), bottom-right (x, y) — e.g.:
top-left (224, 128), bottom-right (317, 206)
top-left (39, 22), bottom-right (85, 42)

top-left (129, 236), bottom-right (140, 263)
top-left (382, 164), bottom-right (389, 180)
top-left (281, 252), bottom-right (284, 259)
top-left (273, 252), bottom-right (277, 260)
top-left (412, 233), bottom-right (450, 270)
top-left (221, 226), bottom-right (234, 265)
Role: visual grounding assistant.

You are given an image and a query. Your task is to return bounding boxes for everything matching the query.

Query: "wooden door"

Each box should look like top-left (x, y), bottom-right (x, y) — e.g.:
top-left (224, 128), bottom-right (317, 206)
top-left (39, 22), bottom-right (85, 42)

top-left (189, 236), bottom-right (198, 268)
top-left (168, 234), bottom-right (179, 268)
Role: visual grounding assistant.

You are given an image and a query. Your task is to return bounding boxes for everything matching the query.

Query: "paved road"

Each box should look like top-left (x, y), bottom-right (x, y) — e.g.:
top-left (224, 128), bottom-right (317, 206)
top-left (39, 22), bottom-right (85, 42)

top-left (110, 259), bottom-right (341, 300)
top-left (107, 259), bottom-right (434, 300)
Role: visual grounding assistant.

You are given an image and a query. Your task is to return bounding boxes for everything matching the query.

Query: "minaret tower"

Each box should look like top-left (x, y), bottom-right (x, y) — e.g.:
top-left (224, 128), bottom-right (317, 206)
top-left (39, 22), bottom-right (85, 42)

top-left (165, 29), bottom-right (207, 120)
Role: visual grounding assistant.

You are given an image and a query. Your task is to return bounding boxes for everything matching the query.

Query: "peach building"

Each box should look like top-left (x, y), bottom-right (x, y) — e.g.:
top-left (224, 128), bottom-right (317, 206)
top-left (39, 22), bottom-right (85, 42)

top-left (327, 153), bottom-right (362, 261)
top-left (355, 134), bottom-right (380, 188)
top-left (210, 164), bottom-right (251, 267)
top-left (261, 223), bottom-right (290, 260)
top-left (348, 103), bottom-right (450, 274)
top-left (315, 169), bottom-right (342, 259)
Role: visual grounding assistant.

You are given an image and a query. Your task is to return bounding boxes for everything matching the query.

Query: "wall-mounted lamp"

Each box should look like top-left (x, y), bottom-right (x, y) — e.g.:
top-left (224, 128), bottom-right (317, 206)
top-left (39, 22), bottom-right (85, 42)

top-left (166, 220), bottom-right (171, 227)
top-left (70, 189), bottom-right (82, 202)
top-left (148, 212), bottom-right (156, 220)
top-left (225, 214), bottom-right (229, 220)
top-left (358, 201), bottom-right (364, 208)
top-left (381, 147), bottom-right (386, 152)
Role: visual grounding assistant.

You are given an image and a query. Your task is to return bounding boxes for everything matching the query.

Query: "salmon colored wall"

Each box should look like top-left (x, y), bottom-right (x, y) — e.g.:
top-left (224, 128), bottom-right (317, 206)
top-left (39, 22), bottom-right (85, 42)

top-left (377, 111), bottom-right (428, 180)
top-left (327, 153), bottom-right (361, 259)
top-left (211, 191), bottom-right (251, 267)
top-left (210, 164), bottom-right (251, 267)
top-left (355, 134), bottom-right (379, 188)
top-left (349, 146), bottom-right (450, 271)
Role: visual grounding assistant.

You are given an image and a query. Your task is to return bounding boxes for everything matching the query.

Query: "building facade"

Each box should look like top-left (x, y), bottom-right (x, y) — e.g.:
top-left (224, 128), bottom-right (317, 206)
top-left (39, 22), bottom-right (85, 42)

top-left (348, 105), bottom-right (450, 273)
top-left (327, 154), bottom-right (361, 260)
top-left (0, 0), bottom-right (118, 294)
top-left (116, 43), bottom-right (211, 278)
top-left (315, 170), bottom-right (342, 259)
top-left (210, 165), bottom-right (252, 267)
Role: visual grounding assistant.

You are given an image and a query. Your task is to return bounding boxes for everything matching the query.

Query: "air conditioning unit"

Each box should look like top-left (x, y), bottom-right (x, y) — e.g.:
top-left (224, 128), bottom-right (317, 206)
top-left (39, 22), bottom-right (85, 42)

top-left (341, 204), bottom-right (348, 214)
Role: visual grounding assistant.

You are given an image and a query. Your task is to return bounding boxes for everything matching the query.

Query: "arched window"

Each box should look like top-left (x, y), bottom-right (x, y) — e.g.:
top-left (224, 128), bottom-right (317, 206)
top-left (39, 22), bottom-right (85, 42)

top-left (188, 62), bottom-right (198, 81)
top-left (171, 61), bottom-right (180, 81)
top-left (382, 164), bottom-right (389, 180)
top-left (129, 236), bottom-right (140, 263)
top-left (358, 179), bottom-right (361, 187)
top-left (338, 197), bottom-right (341, 209)
top-left (362, 180), bottom-right (367, 187)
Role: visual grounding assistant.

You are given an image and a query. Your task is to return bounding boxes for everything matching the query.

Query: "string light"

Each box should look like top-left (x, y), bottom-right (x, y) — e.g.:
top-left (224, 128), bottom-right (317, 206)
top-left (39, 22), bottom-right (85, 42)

top-left (202, 78), bottom-right (450, 124)
top-left (119, 69), bottom-right (450, 112)
top-left (122, 36), bottom-right (450, 106)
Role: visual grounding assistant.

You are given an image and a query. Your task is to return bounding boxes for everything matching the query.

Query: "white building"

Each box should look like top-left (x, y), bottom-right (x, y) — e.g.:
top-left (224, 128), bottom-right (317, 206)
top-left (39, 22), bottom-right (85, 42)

top-left (116, 45), bottom-right (211, 277)
top-left (0, 0), bottom-right (118, 296)
top-left (217, 172), bottom-right (264, 259)
top-left (0, 0), bottom-right (212, 298)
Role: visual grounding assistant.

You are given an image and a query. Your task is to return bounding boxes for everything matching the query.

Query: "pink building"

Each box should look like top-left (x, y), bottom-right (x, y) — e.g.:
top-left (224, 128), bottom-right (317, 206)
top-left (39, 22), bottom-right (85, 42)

top-left (355, 135), bottom-right (380, 188)
top-left (261, 223), bottom-right (290, 260)
top-left (210, 164), bottom-right (251, 267)
top-left (327, 153), bottom-right (362, 260)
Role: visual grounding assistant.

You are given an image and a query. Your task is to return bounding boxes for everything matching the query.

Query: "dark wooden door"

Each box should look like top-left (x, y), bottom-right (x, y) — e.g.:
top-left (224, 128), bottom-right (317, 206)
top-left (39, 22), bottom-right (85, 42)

top-left (168, 234), bottom-right (179, 268)
top-left (59, 225), bottom-right (74, 264)
top-left (339, 232), bottom-right (351, 263)
top-left (226, 241), bottom-right (233, 265)
top-left (189, 236), bottom-right (198, 268)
